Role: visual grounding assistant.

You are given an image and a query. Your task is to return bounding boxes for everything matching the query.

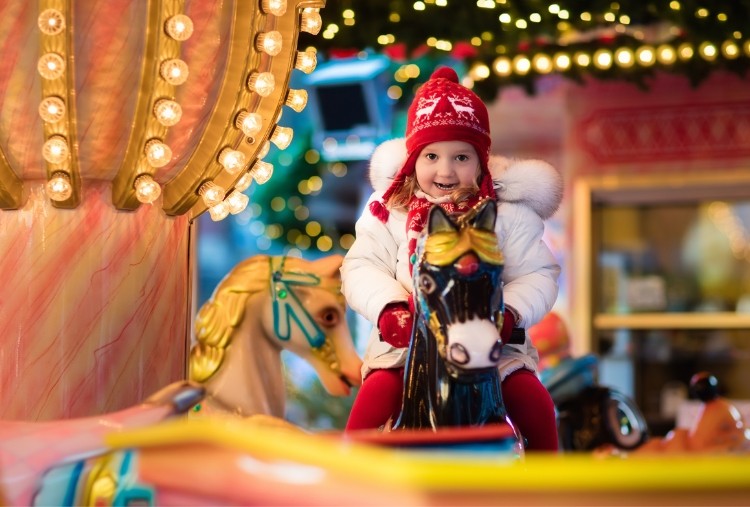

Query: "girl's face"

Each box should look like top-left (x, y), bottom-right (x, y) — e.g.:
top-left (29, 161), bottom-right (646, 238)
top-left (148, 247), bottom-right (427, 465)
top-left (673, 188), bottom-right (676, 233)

top-left (414, 140), bottom-right (480, 199)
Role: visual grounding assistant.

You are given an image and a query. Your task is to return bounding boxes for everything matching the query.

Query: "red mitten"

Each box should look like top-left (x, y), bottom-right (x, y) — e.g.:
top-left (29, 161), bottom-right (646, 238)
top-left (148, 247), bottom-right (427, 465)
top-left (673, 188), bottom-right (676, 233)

top-left (500, 308), bottom-right (516, 345)
top-left (378, 302), bottom-right (414, 348)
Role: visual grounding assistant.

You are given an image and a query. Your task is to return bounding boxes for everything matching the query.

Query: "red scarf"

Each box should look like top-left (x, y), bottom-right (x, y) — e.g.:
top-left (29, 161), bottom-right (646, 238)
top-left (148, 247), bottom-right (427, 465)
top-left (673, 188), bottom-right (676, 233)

top-left (406, 193), bottom-right (489, 274)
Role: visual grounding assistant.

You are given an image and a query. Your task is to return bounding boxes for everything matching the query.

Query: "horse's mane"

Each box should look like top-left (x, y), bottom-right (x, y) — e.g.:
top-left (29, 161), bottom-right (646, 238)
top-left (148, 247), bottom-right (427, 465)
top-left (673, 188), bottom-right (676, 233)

top-left (189, 255), bottom-right (342, 382)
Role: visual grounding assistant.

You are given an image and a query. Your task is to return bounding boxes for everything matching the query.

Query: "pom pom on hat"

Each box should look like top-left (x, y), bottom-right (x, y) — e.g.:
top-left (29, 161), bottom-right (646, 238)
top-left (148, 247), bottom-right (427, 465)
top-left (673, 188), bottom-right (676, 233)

top-left (369, 66), bottom-right (493, 222)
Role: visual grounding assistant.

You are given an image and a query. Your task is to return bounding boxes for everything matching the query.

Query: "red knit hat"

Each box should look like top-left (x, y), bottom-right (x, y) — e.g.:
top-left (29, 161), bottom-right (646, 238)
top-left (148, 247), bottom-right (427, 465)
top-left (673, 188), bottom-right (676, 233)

top-left (370, 66), bottom-right (494, 222)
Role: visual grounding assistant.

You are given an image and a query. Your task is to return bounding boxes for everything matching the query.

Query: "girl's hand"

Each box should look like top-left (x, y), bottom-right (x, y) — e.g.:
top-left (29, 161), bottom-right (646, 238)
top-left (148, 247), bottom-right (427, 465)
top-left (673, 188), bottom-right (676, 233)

top-left (378, 302), bottom-right (413, 348)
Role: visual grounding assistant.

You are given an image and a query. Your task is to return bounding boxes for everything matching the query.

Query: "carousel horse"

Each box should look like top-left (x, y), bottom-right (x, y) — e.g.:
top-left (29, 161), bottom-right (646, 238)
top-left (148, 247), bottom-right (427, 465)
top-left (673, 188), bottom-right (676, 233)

top-left (392, 201), bottom-right (518, 442)
top-left (0, 381), bottom-right (205, 506)
top-left (189, 254), bottom-right (362, 418)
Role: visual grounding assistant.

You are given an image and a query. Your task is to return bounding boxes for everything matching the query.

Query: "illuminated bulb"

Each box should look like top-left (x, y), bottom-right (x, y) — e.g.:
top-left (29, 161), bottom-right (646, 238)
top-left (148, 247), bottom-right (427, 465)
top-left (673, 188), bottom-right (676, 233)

top-left (218, 148), bottom-right (246, 174)
top-left (153, 99), bottom-right (183, 126)
top-left (678, 42), bottom-right (694, 60)
top-left (247, 71), bottom-right (275, 97)
top-left (38, 96), bottom-right (66, 123)
top-left (38, 9), bottom-right (65, 35)
top-left (160, 59), bottom-right (189, 85)
top-left (532, 54), bottom-right (553, 73)
top-left (721, 40), bottom-right (740, 59)
top-left (46, 171), bottom-right (72, 201)
top-left (234, 172), bottom-right (254, 192)
top-left (37, 53), bottom-right (65, 80)
top-left (300, 9), bottom-right (322, 35)
top-left (256, 31), bottom-right (283, 56)
top-left (134, 174), bottom-right (162, 204)
top-left (553, 52), bottom-right (571, 70)
top-left (593, 49), bottom-right (613, 69)
top-left (227, 191), bottom-right (249, 214)
top-left (512, 55), bottom-right (531, 75)
top-left (270, 126), bottom-right (293, 150)
top-left (295, 50), bottom-right (317, 74)
top-left (208, 201), bottom-right (230, 221)
top-left (698, 42), bottom-right (718, 61)
top-left (199, 181), bottom-right (226, 207)
top-left (145, 139), bottom-right (172, 168)
top-left (262, 0), bottom-right (287, 16)
top-left (257, 141), bottom-right (271, 159)
top-left (252, 160), bottom-right (274, 184)
top-left (42, 135), bottom-right (69, 164)
top-left (656, 44), bottom-right (677, 64)
top-left (493, 57), bottom-right (512, 76)
top-left (235, 110), bottom-right (263, 136)
top-left (165, 14), bottom-right (194, 41)
top-left (574, 51), bottom-right (591, 67)
top-left (614, 47), bottom-right (635, 67)
top-left (285, 89), bottom-right (308, 112)
top-left (636, 46), bottom-right (656, 66)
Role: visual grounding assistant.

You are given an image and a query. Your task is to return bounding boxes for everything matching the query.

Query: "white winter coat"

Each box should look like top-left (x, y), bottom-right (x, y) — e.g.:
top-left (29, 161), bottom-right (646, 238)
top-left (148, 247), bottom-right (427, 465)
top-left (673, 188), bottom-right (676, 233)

top-left (341, 139), bottom-right (563, 381)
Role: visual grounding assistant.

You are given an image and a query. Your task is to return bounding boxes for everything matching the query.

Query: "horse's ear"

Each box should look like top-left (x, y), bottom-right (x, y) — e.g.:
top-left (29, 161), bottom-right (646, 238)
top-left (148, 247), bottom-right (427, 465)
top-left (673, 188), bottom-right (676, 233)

top-left (470, 200), bottom-right (497, 232)
top-left (311, 254), bottom-right (344, 279)
top-left (427, 205), bottom-right (458, 234)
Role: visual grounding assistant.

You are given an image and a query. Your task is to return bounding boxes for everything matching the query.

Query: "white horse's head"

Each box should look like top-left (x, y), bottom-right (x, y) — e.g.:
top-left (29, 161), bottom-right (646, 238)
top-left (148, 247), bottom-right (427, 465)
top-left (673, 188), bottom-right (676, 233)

top-left (190, 255), bottom-right (361, 414)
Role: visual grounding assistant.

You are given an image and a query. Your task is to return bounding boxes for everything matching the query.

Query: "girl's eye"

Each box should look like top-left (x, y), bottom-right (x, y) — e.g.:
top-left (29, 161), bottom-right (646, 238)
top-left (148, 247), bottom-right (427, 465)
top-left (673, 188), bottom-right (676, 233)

top-left (425, 153), bottom-right (437, 160)
top-left (456, 154), bottom-right (470, 162)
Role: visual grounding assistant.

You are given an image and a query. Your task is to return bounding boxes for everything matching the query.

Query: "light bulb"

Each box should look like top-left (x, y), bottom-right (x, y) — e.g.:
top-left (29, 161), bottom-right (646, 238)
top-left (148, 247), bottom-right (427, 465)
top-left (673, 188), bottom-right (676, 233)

top-left (199, 181), bottom-right (226, 207)
top-left (37, 53), bottom-right (65, 80)
top-left (257, 140), bottom-right (271, 159)
top-left (234, 172), bottom-right (253, 192)
top-left (285, 89), bottom-right (308, 112)
top-left (145, 139), bottom-right (172, 167)
top-left (247, 71), bottom-right (275, 97)
top-left (153, 99), bottom-right (182, 126)
top-left (218, 148), bottom-right (246, 174)
top-left (38, 96), bottom-right (66, 123)
top-left (46, 171), bottom-right (72, 201)
top-left (300, 9), bottom-right (322, 35)
top-left (165, 14), bottom-right (194, 41)
top-left (295, 50), bottom-right (317, 74)
top-left (270, 126), bottom-right (293, 150)
top-left (134, 174), bottom-right (162, 204)
top-left (256, 31), bottom-right (283, 56)
top-left (252, 160), bottom-right (273, 184)
top-left (235, 110), bottom-right (263, 137)
top-left (208, 201), bottom-right (230, 221)
top-left (42, 135), bottom-right (69, 164)
top-left (656, 44), bottom-right (677, 65)
top-left (493, 57), bottom-right (512, 76)
top-left (160, 59), bottom-right (189, 85)
top-left (262, 0), bottom-right (287, 16)
top-left (38, 9), bottom-right (65, 35)
top-left (227, 191), bottom-right (249, 214)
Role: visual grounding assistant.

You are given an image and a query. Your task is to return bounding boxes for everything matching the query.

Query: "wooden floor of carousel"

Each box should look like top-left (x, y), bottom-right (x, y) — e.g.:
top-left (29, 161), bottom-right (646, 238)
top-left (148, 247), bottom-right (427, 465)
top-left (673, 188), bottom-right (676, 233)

top-left (8, 411), bottom-right (746, 507)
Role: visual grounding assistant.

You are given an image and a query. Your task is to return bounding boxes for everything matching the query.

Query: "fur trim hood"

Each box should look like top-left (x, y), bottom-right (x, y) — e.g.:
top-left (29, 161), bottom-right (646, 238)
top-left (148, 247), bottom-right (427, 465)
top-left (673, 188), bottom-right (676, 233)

top-left (368, 138), bottom-right (562, 220)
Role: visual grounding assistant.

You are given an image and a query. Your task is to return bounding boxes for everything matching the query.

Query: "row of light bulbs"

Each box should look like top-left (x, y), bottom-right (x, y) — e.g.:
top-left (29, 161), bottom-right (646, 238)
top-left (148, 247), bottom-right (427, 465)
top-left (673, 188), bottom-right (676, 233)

top-left (36, 0), bottom-right (324, 223)
top-left (468, 38), bottom-right (750, 80)
top-left (196, 4), bottom-right (322, 221)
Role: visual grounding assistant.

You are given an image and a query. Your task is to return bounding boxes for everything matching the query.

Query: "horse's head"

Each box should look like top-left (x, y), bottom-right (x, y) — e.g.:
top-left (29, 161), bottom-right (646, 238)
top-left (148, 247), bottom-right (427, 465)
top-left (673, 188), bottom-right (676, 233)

top-left (190, 255), bottom-right (362, 409)
top-left (262, 255), bottom-right (363, 396)
top-left (413, 200), bottom-right (505, 370)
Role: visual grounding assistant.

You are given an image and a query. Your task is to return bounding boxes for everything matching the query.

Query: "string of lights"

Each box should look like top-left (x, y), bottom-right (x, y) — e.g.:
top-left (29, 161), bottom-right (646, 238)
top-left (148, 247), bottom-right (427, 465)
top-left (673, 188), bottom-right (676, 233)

top-left (306, 0), bottom-right (750, 99)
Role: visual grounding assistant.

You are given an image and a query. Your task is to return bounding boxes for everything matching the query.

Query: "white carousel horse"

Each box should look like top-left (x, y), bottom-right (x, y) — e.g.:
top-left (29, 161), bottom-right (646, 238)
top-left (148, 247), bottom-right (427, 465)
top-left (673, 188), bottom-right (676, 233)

top-left (189, 254), bottom-right (362, 418)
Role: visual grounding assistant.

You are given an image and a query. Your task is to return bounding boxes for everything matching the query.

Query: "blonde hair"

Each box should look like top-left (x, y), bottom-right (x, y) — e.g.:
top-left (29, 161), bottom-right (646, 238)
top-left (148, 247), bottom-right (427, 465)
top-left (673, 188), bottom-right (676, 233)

top-left (385, 174), bottom-right (480, 212)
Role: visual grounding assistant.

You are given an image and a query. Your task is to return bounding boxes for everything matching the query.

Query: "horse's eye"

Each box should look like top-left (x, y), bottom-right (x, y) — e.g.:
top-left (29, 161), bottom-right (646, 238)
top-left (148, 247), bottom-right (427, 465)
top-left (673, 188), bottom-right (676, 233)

top-left (419, 274), bottom-right (436, 294)
top-left (317, 308), bottom-right (340, 328)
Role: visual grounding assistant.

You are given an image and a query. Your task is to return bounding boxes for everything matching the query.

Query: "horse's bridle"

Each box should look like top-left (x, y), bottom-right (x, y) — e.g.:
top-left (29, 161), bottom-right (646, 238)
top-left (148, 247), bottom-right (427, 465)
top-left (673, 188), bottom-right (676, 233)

top-left (270, 256), bottom-right (326, 348)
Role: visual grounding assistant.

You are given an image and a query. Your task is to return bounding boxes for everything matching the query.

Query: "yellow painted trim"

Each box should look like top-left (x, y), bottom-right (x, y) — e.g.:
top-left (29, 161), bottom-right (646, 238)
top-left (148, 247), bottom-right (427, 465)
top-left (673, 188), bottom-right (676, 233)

top-left (0, 147), bottom-right (23, 209)
top-left (105, 418), bottom-right (750, 493)
top-left (111, 0), bottom-right (185, 211)
top-left (40, 0), bottom-right (81, 208)
top-left (595, 312), bottom-right (750, 330)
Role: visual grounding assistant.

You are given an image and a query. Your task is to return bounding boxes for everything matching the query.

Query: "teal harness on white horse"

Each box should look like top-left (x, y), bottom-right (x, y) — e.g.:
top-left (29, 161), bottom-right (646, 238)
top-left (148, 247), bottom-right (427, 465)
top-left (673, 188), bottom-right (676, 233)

top-left (269, 257), bottom-right (326, 348)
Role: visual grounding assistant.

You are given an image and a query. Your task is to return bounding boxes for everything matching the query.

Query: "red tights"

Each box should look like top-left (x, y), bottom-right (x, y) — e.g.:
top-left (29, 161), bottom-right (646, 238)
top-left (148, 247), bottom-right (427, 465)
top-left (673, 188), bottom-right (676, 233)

top-left (345, 367), bottom-right (559, 451)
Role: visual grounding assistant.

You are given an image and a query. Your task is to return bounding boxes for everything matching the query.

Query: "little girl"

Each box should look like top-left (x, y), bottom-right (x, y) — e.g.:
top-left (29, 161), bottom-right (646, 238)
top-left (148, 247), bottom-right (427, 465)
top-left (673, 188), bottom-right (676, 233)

top-left (341, 67), bottom-right (562, 451)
